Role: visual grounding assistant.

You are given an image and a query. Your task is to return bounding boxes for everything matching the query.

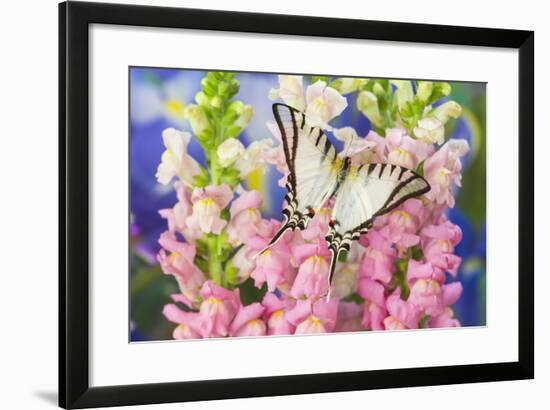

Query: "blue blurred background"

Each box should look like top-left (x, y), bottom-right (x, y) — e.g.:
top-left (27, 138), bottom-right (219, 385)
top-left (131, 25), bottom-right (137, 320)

top-left (129, 67), bottom-right (486, 341)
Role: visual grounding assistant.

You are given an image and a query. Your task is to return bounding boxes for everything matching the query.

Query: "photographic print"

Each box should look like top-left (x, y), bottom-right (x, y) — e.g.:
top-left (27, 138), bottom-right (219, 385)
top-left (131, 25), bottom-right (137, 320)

top-left (129, 68), bottom-right (486, 342)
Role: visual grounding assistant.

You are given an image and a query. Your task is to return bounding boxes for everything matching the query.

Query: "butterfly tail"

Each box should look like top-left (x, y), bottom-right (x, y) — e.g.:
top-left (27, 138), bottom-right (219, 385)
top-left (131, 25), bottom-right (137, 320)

top-left (324, 247), bottom-right (341, 303)
top-left (253, 221), bottom-right (293, 259)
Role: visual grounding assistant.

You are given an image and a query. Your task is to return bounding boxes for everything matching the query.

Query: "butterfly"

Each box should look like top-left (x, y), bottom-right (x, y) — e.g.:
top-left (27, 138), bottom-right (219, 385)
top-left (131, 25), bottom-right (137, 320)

top-left (259, 103), bottom-right (431, 299)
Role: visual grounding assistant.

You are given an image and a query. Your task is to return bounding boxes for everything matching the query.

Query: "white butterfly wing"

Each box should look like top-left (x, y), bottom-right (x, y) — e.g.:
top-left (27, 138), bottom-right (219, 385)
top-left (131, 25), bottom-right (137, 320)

top-left (326, 163), bottom-right (430, 282)
top-left (264, 104), bottom-right (340, 247)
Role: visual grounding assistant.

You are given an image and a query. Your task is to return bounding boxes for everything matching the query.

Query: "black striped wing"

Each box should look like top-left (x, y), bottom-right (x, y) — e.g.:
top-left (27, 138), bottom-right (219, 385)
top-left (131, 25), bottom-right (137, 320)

top-left (264, 103), bottom-right (341, 248)
top-left (326, 163), bottom-right (430, 283)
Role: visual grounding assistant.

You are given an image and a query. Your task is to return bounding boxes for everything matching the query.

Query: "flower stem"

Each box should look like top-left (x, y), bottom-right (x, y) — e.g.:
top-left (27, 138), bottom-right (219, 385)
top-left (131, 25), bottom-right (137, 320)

top-left (207, 234), bottom-right (223, 286)
top-left (210, 152), bottom-right (221, 185)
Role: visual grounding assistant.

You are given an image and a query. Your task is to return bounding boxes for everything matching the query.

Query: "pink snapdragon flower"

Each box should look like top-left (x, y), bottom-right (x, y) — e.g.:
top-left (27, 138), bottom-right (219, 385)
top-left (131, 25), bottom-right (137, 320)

top-left (264, 120), bottom-right (291, 188)
top-left (163, 302), bottom-right (202, 339)
top-left (424, 139), bottom-right (469, 207)
top-left (196, 280), bottom-right (240, 338)
top-left (230, 303), bottom-right (266, 337)
top-left (230, 245), bottom-right (257, 283)
top-left (358, 276), bottom-right (386, 307)
top-left (186, 184), bottom-right (233, 234)
top-left (290, 243), bottom-right (332, 299)
top-left (374, 198), bottom-right (427, 254)
top-left (442, 281), bottom-right (463, 306)
top-left (359, 229), bottom-right (397, 284)
top-left (227, 189), bottom-right (270, 245)
top-left (427, 283), bottom-right (463, 328)
top-left (335, 302), bottom-right (364, 332)
top-left (331, 261), bottom-right (359, 299)
top-left (158, 182), bottom-right (202, 243)
top-left (304, 81), bottom-right (348, 129)
top-left (300, 205), bottom-right (333, 242)
top-left (358, 276), bottom-right (387, 330)
top-left (385, 291), bottom-right (423, 329)
top-left (406, 259), bottom-right (445, 284)
top-left (249, 220), bottom-right (295, 293)
top-left (383, 315), bottom-right (406, 330)
top-left (408, 278), bottom-right (444, 316)
top-left (366, 128), bottom-right (432, 169)
top-left (268, 75), bottom-right (306, 110)
top-left (385, 128), bottom-right (432, 169)
top-left (333, 127), bottom-right (377, 165)
top-left (250, 247), bottom-right (292, 292)
top-left (421, 219), bottom-right (463, 277)
top-left (428, 306), bottom-right (461, 328)
top-left (157, 232), bottom-right (205, 302)
top-left (363, 301), bottom-right (388, 330)
top-left (331, 239), bottom-right (364, 299)
top-left (262, 292), bottom-right (296, 335)
top-left (268, 76), bottom-right (348, 130)
top-left (155, 128), bottom-right (203, 187)
top-left (287, 298), bottom-right (339, 334)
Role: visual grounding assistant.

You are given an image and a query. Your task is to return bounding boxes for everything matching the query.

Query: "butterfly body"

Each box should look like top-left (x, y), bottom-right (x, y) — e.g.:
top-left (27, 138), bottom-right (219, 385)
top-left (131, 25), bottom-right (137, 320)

top-left (261, 103), bottom-right (431, 299)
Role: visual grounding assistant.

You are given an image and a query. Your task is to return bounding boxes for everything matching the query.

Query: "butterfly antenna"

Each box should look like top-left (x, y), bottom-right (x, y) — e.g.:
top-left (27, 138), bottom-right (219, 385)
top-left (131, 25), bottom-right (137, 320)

top-left (342, 129), bottom-right (356, 158)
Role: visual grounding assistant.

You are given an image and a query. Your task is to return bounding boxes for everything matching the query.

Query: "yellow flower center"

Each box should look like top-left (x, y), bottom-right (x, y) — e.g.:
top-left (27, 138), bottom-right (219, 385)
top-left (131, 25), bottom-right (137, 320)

top-left (206, 296), bottom-right (222, 305)
top-left (165, 98), bottom-right (185, 118)
top-left (438, 239), bottom-right (452, 252)
top-left (435, 167), bottom-right (451, 186)
top-left (308, 255), bottom-right (326, 269)
top-left (198, 197), bottom-right (215, 206)
top-left (168, 251), bottom-right (180, 263)
top-left (318, 208), bottom-right (332, 218)
top-left (309, 316), bottom-right (322, 325)
top-left (392, 210), bottom-right (410, 225)
top-left (366, 248), bottom-right (383, 260)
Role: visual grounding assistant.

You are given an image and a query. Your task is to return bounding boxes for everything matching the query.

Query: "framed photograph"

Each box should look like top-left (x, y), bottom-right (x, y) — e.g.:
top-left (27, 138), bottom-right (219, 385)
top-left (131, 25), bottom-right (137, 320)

top-left (59, 1), bottom-right (534, 408)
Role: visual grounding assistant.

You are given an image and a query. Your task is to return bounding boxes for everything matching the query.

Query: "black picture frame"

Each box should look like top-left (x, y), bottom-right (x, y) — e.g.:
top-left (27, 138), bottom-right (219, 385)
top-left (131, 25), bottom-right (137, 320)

top-left (59, 1), bottom-right (534, 408)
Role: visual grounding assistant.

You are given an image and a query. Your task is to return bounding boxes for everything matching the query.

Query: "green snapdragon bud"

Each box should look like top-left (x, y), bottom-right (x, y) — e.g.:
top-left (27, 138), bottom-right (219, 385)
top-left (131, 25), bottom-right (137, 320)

top-left (431, 101), bottom-right (462, 124)
top-left (391, 80), bottom-right (414, 111)
top-left (416, 81), bottom-right (433, 103)
top-left (184, 104), bottom-right (209, 135)
top-left (357, 90), bottom-right (383, 128)
top-left (330, 77), bottom-right (368, 94)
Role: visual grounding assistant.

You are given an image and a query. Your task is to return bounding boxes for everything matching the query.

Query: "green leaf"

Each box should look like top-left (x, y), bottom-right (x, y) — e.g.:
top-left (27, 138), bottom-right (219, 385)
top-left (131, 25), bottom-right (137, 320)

top-left (311, 75), bottom-right (330, 84)
top-left (337, 250), bottom-right (348, 262)
top-left (192, 167), bottom-right (209, 188)
top-left (220, 208), bottom-right (231, 221)
top-left (394, 258), bottom-right (410, 300)
top-left (416, 81), bottom-right (433, 103)
top-left (237, 278), bottom-right (267, 305)
top-left (415, 160), bottom-right (425, 177)
top-left (223, 125), bottom-right (242, 139)
top-left (427, 82), bottom-right (451, 105)
top-left (419, 314), bottom-right (430, 328)
top-left (342, 293), bottom-right (365, 304)
top-left (411, 245), bottom-right (424, 261)
top-left (194, 255), bottom-right (208, 273)
top-left (224, 261), bottom-right (241, 286)
top-left (130, 264), bottom-right (178, 341)
top-left (130, 264), bottom-right (164, 297)
top-left (218, 167), bottom-right (241, 187)
top-left (399, 99), bottom-right (425, 130)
